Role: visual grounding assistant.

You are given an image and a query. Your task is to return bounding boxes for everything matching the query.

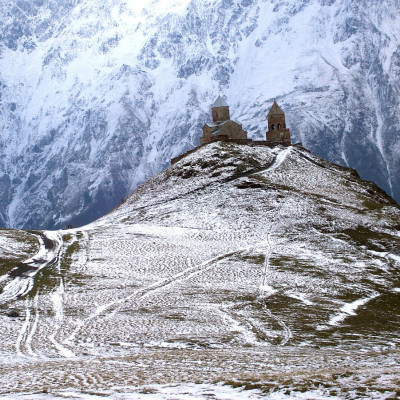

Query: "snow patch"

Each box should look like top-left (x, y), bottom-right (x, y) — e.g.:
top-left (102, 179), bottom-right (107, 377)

top-left (259, 285), bottom-right (277, 296)
top-left (388, 253), bottom-right (400, 263)
top-left (0, 384), bottom-right (267, 399)
top-left (286, 292), bottom-right (313, 306)
top-left (328, 294), bottom-right (379, 326)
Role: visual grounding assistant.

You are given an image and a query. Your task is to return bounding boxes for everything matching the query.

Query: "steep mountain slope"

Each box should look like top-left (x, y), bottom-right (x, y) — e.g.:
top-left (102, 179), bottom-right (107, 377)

top-left (0, 143), bottom-right (399, 398)
top-left (0, 0), bottom-right (399, 229)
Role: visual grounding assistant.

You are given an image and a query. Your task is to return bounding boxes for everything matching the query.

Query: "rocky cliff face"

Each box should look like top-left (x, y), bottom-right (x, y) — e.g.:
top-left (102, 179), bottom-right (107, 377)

top-left (0, 0), bottom-right (399, 229)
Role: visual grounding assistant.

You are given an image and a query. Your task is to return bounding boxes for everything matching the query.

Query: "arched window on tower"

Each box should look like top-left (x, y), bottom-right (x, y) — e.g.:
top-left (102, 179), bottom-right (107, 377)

top-left (271, 124), bottom-right (275, 130)
top-left (278, 123), bottom-right (281, 129)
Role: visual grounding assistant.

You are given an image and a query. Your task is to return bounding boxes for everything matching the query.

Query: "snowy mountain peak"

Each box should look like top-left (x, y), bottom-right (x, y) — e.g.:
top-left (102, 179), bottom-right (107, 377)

top-left (0, 0), bottom-right (399, 230)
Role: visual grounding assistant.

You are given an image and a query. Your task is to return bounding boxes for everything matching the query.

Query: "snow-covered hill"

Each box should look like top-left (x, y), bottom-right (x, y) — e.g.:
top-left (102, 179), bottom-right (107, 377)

top-left (0, 0), bottom-right (399, 229)
top-left (0, 142), bottom-right (399, 398)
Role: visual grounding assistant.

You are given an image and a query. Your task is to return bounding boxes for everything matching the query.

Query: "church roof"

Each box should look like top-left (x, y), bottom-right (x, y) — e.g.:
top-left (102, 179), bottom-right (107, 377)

top-left (268, 101), bottom-right (284, 116)
top-left (211, 96), bottom-right (229, 108)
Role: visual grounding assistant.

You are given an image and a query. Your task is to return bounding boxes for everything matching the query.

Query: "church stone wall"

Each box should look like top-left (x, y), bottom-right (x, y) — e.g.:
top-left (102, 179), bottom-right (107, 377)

top-left (268, 114), bottom-right (287, 131)
top-left (266, 129), bottom-right (291, 146)
top-left (212, 107), bottom-right (230, 122)
top-left (219, 120), bottom-right (247, 140)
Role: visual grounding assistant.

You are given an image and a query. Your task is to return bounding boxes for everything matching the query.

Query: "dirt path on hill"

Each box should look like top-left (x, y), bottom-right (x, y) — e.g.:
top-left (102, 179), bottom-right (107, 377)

top-left (0, 231), bottom-right (63, 304)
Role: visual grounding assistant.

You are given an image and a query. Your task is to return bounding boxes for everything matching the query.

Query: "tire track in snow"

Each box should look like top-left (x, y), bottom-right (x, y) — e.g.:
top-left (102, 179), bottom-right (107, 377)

top-left (66, 248), bottom-right (249, 344)
top-left (12, 232), bottom-right (72, 359)
top-left (0, 231), bottom-right (62, 304)
top-left (12, 232), bottom-right (63, 359)
top-left (263, 303), bottom-right (293, 346)
top-left (25, 293), bottom-right (40, 357)
top-left (248, 145), bottom-right (291, 293)
top-left (48, 233), bottom-right (76, 358)
top-left (15, 298), bottom-right (31, 358)
top-left (15, 293), bottom-right (42, 359)
top-left (258, 211), bottom-right (293, 346)
top-left (217, 303), bottom-right (268, 345)
top-left (49, 277), bottom-right (75, 358)
top-left (253, 148), bottom-right (293, 344)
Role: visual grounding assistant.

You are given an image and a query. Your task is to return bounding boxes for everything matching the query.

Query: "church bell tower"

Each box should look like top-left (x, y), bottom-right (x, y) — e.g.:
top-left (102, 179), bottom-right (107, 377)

top-left (266, 101), bottom-right (291, 146)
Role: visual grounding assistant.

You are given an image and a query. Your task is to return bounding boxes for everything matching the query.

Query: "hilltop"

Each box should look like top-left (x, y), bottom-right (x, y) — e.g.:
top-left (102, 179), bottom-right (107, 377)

top-left (0, 142), bottom-right (399, 399)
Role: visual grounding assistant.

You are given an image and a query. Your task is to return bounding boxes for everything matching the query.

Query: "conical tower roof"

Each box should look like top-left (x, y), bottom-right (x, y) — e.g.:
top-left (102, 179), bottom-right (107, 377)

top-left (268, 101), bottom-right (284, 116)
top-left (211, 95), bottom-right (229, 108)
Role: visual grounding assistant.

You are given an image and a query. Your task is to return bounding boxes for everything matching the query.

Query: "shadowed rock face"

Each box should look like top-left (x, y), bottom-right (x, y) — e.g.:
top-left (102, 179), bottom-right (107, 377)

top-left (0, 0), bottom-right (399, 229)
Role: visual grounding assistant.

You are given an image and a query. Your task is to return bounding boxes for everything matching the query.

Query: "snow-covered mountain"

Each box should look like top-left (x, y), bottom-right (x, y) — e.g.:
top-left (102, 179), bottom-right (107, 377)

top-left (1, 142), bottom-right (399, 398)
top-left (0, 0), bottom-right (399, 229)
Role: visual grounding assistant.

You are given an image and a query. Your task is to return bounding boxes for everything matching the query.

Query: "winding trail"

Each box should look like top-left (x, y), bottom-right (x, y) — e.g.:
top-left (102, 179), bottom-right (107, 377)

top-left (217, 302), bottom-right (270, 345)
top-left (0, 231), bottom-right (63, 304)
top-left (2, 231), bottom-right (65, 360)
top-left (48, 233), bottom-right (76, 358)
top-left (15, 298), bottom-right (31, 358)
top-left (260, 146), bottom-right (292, 173)
top-left (264, 305), bottom-right (293, 345)
top-left (254, 147), bottom-right (294, 344)
top-left (26, 293), bottom-right (40, 357)
top-left (16, 293), bottom-right (41, 358)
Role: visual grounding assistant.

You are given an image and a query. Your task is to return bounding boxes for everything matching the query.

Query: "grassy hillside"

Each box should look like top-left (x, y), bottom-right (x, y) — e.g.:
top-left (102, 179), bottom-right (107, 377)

top-left (0, 143), bottom-right (399, 398)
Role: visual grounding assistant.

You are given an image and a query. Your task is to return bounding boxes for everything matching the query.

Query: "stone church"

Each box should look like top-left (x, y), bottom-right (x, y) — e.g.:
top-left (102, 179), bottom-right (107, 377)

top-left (172, 97), bottom-right (291, 164)
top-left (200, 96), bottom-right (249, 145)
top-left (200, 96), bottom-right (291, 147)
